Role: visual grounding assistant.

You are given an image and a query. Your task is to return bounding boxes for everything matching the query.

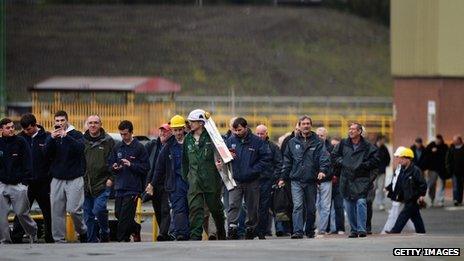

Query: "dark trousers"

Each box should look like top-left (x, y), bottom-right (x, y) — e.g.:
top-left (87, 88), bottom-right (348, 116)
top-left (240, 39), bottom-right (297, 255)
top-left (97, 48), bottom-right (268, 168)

top-left (12, 180), bottom-right (54, 243)
top-left (169, 178), bottom-right (189, 238)
top-left (115, 195), bottom-right (140, 242)
top-left (366, 200), bottom-right (373, 233)
top-left (152, 188), bottom-right (171, 237)
top-left (228, 179), bottom-right (260, 232)
top-left (257, 178), bottom-right (273, 237)
top-left (453, 175), bottom-right (463, 204)
top-left (331, 183), bottom-right (345, 232)
top-left (391, 201), bottom-right (426, 233)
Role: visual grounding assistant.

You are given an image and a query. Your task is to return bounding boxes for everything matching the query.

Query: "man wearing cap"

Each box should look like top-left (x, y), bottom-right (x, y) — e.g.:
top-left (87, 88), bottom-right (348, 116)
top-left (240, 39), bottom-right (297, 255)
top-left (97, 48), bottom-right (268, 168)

top-left (144, 123), bottom-right (172, 241)
top-left (182, 109), bottom-right (226, 240)
top-left (151, 115), bottom-right (190, 240)
top-left (386, 147), bottom-right (427, 234)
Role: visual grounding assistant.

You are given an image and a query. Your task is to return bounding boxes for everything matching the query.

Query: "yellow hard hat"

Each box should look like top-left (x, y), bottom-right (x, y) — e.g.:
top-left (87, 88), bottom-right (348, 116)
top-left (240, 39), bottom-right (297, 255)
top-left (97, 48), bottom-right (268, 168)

top-left (170, 115), bottom-right (186, 128)
top-left (394, 146), bottom-right (414, 159)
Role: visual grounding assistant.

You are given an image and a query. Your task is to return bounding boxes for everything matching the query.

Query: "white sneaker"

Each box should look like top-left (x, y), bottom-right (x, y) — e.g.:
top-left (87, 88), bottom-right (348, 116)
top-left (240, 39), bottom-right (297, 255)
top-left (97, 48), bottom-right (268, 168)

top-left (337, 231), bottom-right (345, 235)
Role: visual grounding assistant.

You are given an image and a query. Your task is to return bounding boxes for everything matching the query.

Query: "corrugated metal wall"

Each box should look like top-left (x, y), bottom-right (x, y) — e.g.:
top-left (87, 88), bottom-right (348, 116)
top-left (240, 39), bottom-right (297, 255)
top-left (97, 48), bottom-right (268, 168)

top-left (391, 0), bottom-right (464, 77)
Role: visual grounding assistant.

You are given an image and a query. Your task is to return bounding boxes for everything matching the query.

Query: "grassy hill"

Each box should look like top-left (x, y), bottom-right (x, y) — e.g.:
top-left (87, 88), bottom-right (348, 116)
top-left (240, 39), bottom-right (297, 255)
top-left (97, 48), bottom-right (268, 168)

top-left (6, 5), bottom-right (391, 102)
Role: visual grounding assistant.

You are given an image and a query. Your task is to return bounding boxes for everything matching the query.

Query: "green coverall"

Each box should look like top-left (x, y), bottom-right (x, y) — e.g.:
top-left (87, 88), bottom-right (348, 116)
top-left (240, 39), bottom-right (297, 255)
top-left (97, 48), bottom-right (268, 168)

top-left (182, 130), bottom-right (226, 240)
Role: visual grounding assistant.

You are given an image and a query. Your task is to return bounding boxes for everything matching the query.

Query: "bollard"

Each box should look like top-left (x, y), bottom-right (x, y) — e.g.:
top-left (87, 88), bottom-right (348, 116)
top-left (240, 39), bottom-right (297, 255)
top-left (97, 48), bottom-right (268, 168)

top-left (152, 214), bottom-right (159, 242)
top-left (136, 198), bottom-right (143, 224)
top-left (65, 213), bottom-right (77, 242)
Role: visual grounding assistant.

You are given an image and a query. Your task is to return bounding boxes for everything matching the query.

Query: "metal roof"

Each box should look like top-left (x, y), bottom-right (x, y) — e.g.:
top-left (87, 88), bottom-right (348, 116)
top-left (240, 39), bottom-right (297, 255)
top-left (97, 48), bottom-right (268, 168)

top-left (33, 76), bottom-right (181, 93)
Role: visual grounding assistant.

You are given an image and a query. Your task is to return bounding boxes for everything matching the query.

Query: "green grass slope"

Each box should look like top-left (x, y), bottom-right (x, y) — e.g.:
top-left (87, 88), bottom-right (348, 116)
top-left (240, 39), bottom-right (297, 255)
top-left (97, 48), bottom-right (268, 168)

top-left (7, 5), bottom-right (391, 101)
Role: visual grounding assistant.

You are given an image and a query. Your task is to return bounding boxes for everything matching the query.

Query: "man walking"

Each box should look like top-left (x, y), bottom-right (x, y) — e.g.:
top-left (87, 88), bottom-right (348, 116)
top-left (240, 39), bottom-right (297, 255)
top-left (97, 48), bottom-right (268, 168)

top-left (315, 127), bottom-right (333, 235)
top-left (182, 109), bottom-right (226, 240)
top-left (374, 135), bottom-right (391, 211)
top-left (109, 120), bottom-right (149, 242)
top-left (151, 115), bottom-right (190, 240)
top-left (424, 135), bottom-right (449, 207)
top-left (280, 115), bottom-right (330, 239)
top-left (331, 123), bottom-right (379, 238)
top-left (11, 114), bottom-right (53, 243)
top-left (386, 147), bottom-right (427, 234)
top-left (255, 124), bottom-right (282, 239)
top-left (224, 118), bottom-right (271, 240)
top-left (83, 115), bottom-right (115, 242)
top-left (446, 136), bottom-right (464, 206)
top-left (144, 123), bottom-right (172, 241)
top-left (0, 118), bottom-right (38, 244)
top-left (44, 111), bottom-right (87, 243)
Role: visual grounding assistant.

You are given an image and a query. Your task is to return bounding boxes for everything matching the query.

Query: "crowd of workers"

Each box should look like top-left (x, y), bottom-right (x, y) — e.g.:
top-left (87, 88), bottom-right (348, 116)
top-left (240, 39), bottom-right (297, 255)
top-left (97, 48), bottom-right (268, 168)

top-left (0, 109), bottom-right (463, 243)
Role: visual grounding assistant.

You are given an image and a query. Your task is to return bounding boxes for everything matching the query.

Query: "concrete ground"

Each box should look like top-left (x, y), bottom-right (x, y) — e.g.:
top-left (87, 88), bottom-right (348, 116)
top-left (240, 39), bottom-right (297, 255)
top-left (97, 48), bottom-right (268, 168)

top-left (2, 200), bottom-right (463, 261)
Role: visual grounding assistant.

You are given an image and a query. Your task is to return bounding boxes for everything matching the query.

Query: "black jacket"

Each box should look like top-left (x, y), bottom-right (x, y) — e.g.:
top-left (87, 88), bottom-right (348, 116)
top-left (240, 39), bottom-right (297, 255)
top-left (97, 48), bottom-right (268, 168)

top-left (145, 137), bottom-right (164, 187)
top-left (446, 144), bottom-right (464, 178)
top-left (261, 138), bottom-right (283, 181)
top-left (281, 132), bottom-right (331, 183)
top-left (376, 144), bottom-right (391, 174)
top-left (109, 139), bottom-right (150, 194)
top-left (0, 135), bottom-right (33, 185)
top-left (18, 126), bottom-right (51, 183)
top-left (320, 139), bottom-right (334, 182)
top-left (226, 129), bottom-right (272, 183)
top-left (386, 164), bottom-right (427, 203)
top-left (44, 126), bottom-right (86, 180)
top-left (411, 144), bottom-right (426, 170)
top-left (280, 132), bottom-right (295, 156)
top-left (331, 137), bottom-right (379, 200)
top-left (424, 141), bottom-right (449, 179)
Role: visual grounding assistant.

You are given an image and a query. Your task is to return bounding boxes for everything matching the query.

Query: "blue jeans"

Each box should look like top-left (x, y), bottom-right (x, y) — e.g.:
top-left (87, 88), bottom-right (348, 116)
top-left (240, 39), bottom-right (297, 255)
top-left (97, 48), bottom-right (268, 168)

top-left (291, 181), bottom-right (317, 235)
top-left (344, 198), bottom-right (367, 234)
top-left (83, 188), bottom-right (110, 242)
top-left (316, 181), bottom-right (332, 232)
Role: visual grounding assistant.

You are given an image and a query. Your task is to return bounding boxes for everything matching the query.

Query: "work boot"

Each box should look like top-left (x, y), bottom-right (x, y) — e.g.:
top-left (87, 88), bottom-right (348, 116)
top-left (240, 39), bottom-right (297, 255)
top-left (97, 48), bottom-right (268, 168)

top-left (132, 224), bottom-right (141, 242)
top-left (245, 228), bottom-right (255, 240)
top-left (78, 233), bottom-right (87, 243)
top-left (227, 227), bottom-right (239, 240)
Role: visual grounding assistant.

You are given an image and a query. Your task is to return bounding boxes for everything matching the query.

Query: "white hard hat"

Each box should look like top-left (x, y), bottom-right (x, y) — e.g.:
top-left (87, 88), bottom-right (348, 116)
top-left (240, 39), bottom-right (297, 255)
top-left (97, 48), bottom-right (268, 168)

top-left (187, 109), bottom-right (208, 123)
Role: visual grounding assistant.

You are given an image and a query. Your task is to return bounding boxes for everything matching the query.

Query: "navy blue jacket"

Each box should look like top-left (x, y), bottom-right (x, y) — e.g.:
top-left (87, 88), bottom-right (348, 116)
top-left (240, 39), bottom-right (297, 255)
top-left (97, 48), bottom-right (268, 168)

top-left (281, 132), bottom-right (331, 183)
top-left (44, 127), bottom-right (86, 180)
top-left (0, 135), bottom-right (33, 185)
top-left (152, 135), bottom-right (187, 192)
top-left (261, 138), bottom-right (282, 181)
top-left (109, 138), bottom-right (150, 195)
top-left (18, 126), bottom-right (51, 183)
top-left (226, 129), bottom-right (272, 183)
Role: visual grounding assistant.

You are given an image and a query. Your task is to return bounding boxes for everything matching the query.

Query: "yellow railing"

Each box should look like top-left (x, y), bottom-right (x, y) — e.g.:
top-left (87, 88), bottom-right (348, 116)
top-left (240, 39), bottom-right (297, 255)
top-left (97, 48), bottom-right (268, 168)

top-left (210, 113), bottom-right (393, 142)
top-left (32, 91), bottom-right (175, 136)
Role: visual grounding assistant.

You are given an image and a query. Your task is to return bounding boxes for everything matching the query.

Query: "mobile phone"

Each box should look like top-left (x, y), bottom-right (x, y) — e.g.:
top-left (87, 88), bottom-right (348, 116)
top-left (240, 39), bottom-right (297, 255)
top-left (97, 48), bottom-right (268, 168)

top-left (54, 125), bottom-right (61, 130)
